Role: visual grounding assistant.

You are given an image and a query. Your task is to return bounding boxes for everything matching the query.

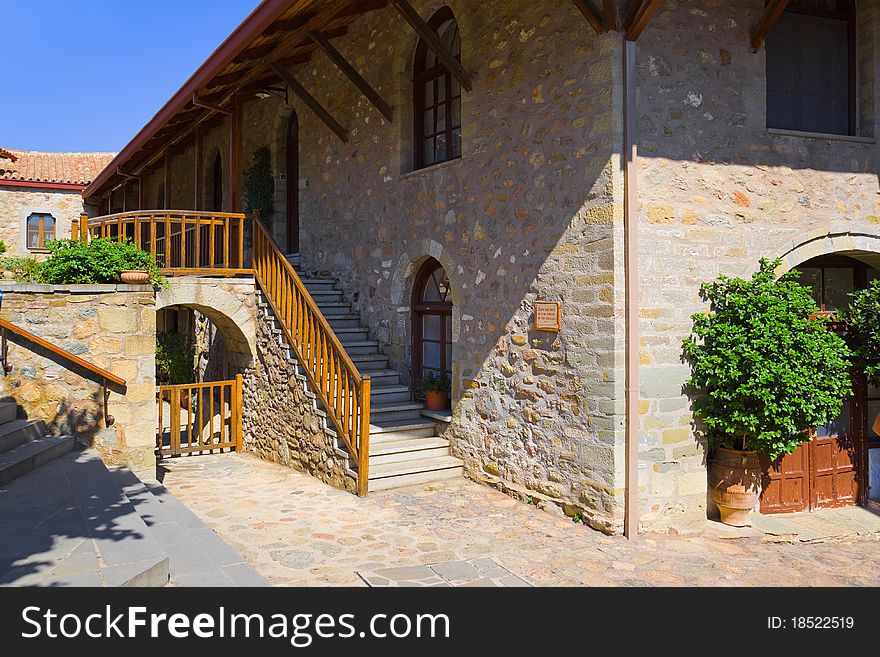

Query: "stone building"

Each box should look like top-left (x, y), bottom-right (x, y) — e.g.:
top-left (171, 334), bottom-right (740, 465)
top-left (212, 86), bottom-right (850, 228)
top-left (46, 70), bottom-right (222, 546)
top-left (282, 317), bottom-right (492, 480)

top-left (77, 0), bottom-right (880, 536)
top-left (0, 148), bottom-right (115, 256)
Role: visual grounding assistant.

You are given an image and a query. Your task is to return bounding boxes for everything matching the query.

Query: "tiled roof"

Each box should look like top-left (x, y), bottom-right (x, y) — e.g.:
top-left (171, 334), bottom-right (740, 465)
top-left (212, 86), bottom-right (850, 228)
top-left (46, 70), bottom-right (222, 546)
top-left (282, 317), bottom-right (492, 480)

top-left (0, 149), bottom-right (117, 186)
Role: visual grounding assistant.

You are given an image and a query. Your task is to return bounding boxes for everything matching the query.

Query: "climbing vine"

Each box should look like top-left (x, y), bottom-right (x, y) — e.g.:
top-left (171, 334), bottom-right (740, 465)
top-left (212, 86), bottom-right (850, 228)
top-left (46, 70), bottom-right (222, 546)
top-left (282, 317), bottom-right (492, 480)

top-left (243, 147), bottom-right (274, 226)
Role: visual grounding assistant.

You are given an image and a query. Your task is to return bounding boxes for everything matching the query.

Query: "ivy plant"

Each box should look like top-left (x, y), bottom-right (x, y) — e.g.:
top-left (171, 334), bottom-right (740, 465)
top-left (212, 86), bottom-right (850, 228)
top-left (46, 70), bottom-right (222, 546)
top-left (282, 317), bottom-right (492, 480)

top-left (35, 238), bottom-right (166, 287)
top-left (156, 332), bottom-right (195, 385)
top-left (844, 278), bottom-right (880, 386)
top-left (243, 147), bottom-right (274, 226)
top-left (682, 258), bottom-right (852, 460)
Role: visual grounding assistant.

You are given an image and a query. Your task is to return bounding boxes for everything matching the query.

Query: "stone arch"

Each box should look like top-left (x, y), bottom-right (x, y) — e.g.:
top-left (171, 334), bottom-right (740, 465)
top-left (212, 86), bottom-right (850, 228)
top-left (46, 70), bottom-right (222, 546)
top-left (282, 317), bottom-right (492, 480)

top-left (389, 239), bottom-right (464, 395)
top-left (776, 230), bottom-right (880, 275)
top-left (156, 282), bottom-right (257, 361)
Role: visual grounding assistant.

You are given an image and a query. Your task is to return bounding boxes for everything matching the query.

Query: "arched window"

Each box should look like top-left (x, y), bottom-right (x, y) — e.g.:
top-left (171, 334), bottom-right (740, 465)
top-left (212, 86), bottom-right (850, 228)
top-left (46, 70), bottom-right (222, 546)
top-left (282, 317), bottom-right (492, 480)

top-left (413, 7), bottom-right (462, 170)
top-left (211, 152), bottom-right (223, 212)
top-left (26, 213), bottom-right (55, 250)
top-left (412, 258), bottom-right (452, 381)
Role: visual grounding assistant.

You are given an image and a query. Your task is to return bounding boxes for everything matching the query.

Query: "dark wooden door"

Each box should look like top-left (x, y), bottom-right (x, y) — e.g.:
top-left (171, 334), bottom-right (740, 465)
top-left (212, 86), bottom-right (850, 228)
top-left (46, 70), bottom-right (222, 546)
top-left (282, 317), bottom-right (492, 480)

top-left (411, 258), bottom-right (452, 381)
top-left (286, 111), bottom-right (299, 255)
top-left (760, 447), bottom-right (810, 514)
top-left (811, 399), bottom-right (860, 509)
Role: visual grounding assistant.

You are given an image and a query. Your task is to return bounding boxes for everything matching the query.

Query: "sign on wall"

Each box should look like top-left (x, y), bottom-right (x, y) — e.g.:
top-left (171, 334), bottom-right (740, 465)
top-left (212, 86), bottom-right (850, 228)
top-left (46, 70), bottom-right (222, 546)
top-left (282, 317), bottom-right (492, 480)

top-left (534, 302), bottom-right (561, 332)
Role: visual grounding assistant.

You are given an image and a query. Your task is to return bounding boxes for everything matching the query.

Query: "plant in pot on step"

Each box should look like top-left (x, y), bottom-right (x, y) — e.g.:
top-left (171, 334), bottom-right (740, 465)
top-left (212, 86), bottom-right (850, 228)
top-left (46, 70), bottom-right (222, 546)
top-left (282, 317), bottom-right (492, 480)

top-left (410, 373), bottom-right (451, 412)
top-left (682, 258), bottom-right (852, 526)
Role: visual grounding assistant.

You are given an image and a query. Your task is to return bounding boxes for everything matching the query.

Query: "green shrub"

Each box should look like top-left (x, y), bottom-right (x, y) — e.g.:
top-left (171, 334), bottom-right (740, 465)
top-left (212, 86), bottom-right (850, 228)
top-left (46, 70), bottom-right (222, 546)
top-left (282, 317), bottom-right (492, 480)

top-left (243, 147), bottom-right (274, 226)
top-left (35, 238), bottom-right (166, 287)
top-left (682, 258), bottom-right (852, 460)
top-left (0, 257), bottom-right (40, 281)
top-left (844, 278), bottom-right (880, 386)
top-left (410, 373), bottom-right (451, 395)
top-left (156, 332), bottom-right (195, 385)
top-left (0, 240), bottom-right (7, 254)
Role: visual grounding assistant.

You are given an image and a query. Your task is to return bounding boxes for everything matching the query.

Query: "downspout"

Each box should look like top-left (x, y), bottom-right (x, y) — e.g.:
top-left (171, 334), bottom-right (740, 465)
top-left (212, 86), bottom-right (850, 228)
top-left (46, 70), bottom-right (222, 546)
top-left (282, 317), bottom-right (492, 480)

top-left (623, 38), bottom-right (640, 539)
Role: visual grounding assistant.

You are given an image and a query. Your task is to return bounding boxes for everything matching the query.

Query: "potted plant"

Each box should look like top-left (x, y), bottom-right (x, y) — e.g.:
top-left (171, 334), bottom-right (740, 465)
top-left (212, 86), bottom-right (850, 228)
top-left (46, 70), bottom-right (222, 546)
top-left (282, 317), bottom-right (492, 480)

top-left (410, 373), bottom-right (451, 411)
top-left (683, 258), bottom-right (852, 526)
top-left (35, 238), bottom-right (166, 287)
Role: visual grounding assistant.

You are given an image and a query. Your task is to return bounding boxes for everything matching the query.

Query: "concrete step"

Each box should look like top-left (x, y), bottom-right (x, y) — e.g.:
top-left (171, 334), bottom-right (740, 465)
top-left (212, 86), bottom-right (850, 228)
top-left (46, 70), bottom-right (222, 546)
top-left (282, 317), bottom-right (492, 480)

top-left (0, 448), bottom-right (170, 587)
top-left (309, 290), bottom-right (344, 303)
top-left (362, 370), bottom-right (403, 387)
top-left (109, 469), bottom-right (270, 587)
top-left (361, 455), bottom-right (464, 492)
top-left (316, 302), bottom-right (355, 316)
top-left (350, 353), bottom-right (391, 371)
top-left (370, 419), bottom-right (438, 441)
top-left (369, 385), bottom-right (413, 404)
top-left (338, 340), bottom-right (380, 356)
top-left (327, 315), bottom-right (363, 329)
top-left (0, 435), bottom-right (74, 486)
top-left (362, 437), bottom-right (451, 466)
top-left (334, 327), bottom-right (370, 342)
top-left (0, 401), bottom-right (18, 425)
top-left (0, 419), bottom-right (48, 455)
top-left (369, 402), bottom-right (425, 424)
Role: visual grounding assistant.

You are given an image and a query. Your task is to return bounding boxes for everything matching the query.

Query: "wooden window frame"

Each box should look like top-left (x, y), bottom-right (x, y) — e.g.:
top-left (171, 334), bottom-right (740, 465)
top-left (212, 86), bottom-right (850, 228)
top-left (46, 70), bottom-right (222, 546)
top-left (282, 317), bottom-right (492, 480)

top-left (411, 258), bottom-right (453, 383)
top-left (767, 0), bottom-right (858, 136)
top-left (413, 7), bottom-right (462, 171)
top-left (26, 213), bottom-right (56, 252)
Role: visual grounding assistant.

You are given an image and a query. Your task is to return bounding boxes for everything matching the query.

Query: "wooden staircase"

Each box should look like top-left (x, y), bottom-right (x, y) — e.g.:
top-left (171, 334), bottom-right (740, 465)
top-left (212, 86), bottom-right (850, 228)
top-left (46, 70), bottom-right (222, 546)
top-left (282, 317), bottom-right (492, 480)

top-left (258, 260), bottom-right (463, 492)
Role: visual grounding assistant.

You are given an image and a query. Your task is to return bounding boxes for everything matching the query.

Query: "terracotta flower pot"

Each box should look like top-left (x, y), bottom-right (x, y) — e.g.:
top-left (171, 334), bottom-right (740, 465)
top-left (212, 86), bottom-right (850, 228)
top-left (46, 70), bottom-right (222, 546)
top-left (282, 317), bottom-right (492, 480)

top-left (121, 270), bottom-right (150, 284)
top-left (424, 390), bottom-right (448, 411)
top-left (708, 447), bottom-right (762, 527)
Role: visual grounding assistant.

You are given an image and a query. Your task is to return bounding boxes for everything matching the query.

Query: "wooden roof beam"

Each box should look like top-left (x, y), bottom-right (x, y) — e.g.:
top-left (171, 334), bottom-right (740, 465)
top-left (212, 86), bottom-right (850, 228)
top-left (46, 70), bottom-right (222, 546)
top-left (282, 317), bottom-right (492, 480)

top-left (603, 0), bottom-right (619, 32)
top-left (270, 61), bottom-right (349, 143)
top-left (388, 0), bottom-right (472, 92)
top-left (623, 0), bottom-right (663, 41)
top-left (750, 0), bottom-right (791, 53)
top-left (572, 0), bottom-right (606, 34)
top-left (309, 30), bottom-right (393, 122)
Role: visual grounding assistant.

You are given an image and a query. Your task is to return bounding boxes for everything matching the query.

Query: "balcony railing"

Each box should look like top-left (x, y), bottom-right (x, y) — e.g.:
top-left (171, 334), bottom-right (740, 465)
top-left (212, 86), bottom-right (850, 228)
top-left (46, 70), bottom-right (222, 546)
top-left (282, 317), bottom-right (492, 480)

top-left (83, 211), bottom-right (252, 276)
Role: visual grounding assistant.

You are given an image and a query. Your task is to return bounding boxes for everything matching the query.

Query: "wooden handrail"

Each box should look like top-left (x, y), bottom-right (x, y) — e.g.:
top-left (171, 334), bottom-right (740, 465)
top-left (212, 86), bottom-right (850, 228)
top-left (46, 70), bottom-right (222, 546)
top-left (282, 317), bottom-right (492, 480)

top-left (0, 318), bottom-right (126, 387)
top-left (86, 210), bottom-right (252, 275)
top-left (251, 218), bottom-right (371, 496)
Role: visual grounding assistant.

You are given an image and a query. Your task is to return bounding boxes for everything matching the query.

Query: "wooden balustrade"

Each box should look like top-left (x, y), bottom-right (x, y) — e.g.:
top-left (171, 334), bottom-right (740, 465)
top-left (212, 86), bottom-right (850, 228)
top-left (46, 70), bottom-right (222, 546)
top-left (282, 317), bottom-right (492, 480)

top-left (157, 376), bottom-right (242, 457)
top-left (252, 219), bottom-right (371, 496)
top-left (85, 211), bottom-right (251, 276)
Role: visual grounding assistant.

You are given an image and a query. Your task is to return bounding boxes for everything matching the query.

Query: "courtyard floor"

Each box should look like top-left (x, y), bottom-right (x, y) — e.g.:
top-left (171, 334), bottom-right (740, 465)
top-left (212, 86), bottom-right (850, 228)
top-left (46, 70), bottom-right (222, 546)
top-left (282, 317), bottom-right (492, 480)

top-left (161, 453), bottom-right (880, 587)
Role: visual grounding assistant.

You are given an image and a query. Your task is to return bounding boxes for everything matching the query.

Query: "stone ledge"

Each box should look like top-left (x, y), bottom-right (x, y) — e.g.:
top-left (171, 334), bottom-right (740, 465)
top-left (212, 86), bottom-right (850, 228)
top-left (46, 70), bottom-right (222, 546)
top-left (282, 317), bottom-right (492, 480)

top-left (0, 283), bottom-right (154, 293)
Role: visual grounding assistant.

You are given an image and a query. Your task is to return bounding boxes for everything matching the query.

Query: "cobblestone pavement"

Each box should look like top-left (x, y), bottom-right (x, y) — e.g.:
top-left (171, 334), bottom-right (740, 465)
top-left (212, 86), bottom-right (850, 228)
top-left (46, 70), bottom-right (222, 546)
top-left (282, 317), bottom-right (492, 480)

top-left (160, 453), bottom-right (880, 587)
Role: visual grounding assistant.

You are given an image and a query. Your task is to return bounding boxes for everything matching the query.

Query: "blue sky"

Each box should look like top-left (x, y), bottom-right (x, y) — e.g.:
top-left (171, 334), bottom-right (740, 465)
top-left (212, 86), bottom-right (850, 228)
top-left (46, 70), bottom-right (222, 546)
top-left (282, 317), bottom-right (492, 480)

top-left (1, 0), bottom-right (257, 152)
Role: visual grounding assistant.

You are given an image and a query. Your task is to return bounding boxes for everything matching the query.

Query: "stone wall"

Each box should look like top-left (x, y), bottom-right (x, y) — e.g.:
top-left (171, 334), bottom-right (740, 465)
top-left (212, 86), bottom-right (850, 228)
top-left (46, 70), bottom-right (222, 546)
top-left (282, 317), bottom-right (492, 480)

top-left (0, 283), bottom-right (157, 475)
top-left (633, 0), bottom-right (880, 531)
top-left (241, 303), bottom-right (357, 494)
top-left (0, 186), bottom-right (85, 257)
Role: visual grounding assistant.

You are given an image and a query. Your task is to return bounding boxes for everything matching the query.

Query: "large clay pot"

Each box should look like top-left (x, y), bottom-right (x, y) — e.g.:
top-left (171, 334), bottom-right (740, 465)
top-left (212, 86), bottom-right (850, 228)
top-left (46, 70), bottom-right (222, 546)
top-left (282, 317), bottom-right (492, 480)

top-left (121, 270), bottom-right (150, 284)
top-left (424, 391), bottom-right (449, 411)
top-left (708, 447), bottom-right (762, 527)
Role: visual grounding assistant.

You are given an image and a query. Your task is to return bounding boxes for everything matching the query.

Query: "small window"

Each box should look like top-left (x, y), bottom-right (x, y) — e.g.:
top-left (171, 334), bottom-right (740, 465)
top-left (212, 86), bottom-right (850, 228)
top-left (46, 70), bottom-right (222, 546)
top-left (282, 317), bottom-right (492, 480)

top-left (26, 213), bottom-right (55, 251)
top-left (766, 0), bottom-right (856, 135)
top-left (413, 7), bottom-right (462, 170)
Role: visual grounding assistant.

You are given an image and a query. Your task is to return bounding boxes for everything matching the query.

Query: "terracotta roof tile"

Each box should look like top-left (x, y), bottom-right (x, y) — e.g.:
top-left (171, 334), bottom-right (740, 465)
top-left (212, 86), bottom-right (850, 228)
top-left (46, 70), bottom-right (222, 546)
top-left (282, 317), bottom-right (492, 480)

top-left (0, 148), bottom-right (117, 186)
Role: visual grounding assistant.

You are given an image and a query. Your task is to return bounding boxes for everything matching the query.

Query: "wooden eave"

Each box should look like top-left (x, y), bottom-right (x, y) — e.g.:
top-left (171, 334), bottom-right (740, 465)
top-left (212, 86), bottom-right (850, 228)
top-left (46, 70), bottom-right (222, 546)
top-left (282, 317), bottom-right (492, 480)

top-left (85, 0), bottom-right (390, 200)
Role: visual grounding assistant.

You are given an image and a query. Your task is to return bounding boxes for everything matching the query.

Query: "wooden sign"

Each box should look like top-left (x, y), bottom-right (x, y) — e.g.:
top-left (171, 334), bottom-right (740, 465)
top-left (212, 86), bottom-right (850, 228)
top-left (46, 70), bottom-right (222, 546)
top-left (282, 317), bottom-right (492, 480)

top-left (534, 302), bottom-right (561, 332)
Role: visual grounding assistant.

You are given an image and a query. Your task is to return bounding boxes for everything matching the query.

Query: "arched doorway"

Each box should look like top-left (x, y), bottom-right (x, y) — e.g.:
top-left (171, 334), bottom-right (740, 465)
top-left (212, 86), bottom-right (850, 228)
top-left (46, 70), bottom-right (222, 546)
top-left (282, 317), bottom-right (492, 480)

top-left (211, 152), bottom-right (223, 212)
top-left (286, 111), bottom-right (299, 254)
top-left (761, 254), bottom-right (875, 514)
top-left (411, 258), bottom-right (452, 387)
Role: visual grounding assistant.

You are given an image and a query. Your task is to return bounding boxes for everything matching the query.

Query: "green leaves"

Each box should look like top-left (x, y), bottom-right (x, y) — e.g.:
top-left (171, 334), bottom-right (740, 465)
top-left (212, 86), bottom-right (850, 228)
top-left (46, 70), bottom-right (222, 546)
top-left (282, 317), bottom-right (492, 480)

top-left (410, 373), bottom-right (452, 395)
top-left (243, 147), bottom-right (274, 224)
top-left (844, 278), bottom-right (880, 386)
top-left (683, 258), bottom-right (852, 460)
top-left (35, 238), bottom-right (166, 288)
top-left (156, 332), bottom-right (195, 385)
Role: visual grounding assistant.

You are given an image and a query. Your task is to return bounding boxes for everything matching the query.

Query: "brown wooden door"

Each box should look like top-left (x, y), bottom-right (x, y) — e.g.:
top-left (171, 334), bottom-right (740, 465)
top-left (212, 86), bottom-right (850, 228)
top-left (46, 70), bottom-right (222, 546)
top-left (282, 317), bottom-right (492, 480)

top-left (811, 399), bottom-right (860, 509)
top-left (286, 111), bottom-right (299, 254)
top-left (760, 447), bottom-right (810, 513)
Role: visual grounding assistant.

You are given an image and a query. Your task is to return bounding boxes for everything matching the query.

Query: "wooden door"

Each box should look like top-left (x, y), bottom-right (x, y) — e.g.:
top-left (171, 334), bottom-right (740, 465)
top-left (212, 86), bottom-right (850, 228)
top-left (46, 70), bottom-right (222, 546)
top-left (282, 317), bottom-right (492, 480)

top-left (286, 111), bottom-right (299, 255)
top-left (760, 447), bottom-right (810, 513)
top-left (811, 400), bottom-right (860, 509)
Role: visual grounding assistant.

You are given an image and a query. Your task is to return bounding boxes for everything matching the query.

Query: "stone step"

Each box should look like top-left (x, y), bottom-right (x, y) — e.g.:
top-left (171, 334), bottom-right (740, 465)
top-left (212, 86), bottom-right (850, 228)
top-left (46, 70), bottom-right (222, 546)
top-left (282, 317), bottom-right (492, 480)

top-left (316, 302), bottom-right (355, 316)
top-left (0, 419), bottom-right (48, 455)
top-left (363, 370), bottom-right (403, 386)
top-left (109, 469), bottom-right (270, 587)
top-left (334, 327), bottom-right (370, 341)
top-left (327, 315), bottom-right (363, 329)
top-left (0, 448), bottom-right (170, 587)
top-left (0, 435), bottom-right (74, 487)
top-left (363, 437), bottom-right (451, 466)
top-left (368, 403), bottom-right (426, 424)
top-left (359, 455), bottom-right (465, 492)
top-left (309, 290), bottom-right (345, 303)
top-left (350, 353), bottom-right (391, 371)
top-left (368, 385), bottom-right (413, 404)
top-left (0, 401), bottom-right (18, 425)
top-left (338, 340), bottom-right (380, 356)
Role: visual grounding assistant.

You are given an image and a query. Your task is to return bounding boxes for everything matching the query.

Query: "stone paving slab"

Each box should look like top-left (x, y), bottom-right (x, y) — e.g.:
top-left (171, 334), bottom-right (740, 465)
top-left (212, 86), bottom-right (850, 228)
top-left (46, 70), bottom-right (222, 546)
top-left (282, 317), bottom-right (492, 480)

top-left (359, 558), bottom-right (532, 587)
top-left (161, 453), bottom-right (880, 587)
top-left (708, 505), bottom-right (880, 543)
